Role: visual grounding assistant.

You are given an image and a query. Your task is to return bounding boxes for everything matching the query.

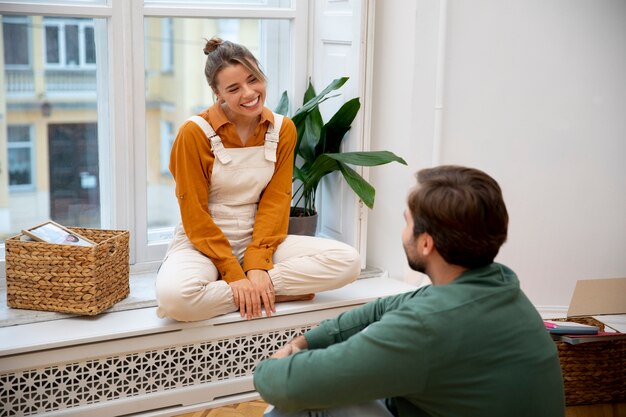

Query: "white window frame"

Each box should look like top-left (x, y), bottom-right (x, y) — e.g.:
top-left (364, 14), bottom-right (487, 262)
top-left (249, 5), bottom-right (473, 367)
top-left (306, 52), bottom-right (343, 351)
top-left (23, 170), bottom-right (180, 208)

top-left (0, 0), bottom-right (309, 276)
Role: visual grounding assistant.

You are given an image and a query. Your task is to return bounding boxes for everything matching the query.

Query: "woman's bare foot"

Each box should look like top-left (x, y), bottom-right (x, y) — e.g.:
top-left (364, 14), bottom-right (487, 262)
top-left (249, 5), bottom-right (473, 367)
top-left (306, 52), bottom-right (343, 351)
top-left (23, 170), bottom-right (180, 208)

top-left (275, 294), bottom-right (315, 303)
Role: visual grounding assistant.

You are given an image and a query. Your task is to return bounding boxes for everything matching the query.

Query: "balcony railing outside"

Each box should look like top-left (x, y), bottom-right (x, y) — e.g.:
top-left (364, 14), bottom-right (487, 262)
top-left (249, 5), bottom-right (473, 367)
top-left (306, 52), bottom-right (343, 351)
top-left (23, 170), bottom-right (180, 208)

top-left (4, 69), bottom-right (35, 94)
top-left (4, 68), bottom-right (97, 95)
top-left (45, 69), bottom-right (97, 93)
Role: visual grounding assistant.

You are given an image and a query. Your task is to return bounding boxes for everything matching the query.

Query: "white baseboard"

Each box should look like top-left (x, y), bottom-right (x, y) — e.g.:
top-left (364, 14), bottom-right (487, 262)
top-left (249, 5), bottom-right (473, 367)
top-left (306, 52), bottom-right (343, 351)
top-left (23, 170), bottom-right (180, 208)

top-left (535, 305), bottom-right (569, 319)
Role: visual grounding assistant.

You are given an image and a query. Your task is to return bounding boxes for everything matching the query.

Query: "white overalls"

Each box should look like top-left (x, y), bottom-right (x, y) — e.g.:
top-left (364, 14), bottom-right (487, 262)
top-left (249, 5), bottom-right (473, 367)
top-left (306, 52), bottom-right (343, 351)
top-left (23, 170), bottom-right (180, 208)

top-left (156, 114), bottom-right (361, 322)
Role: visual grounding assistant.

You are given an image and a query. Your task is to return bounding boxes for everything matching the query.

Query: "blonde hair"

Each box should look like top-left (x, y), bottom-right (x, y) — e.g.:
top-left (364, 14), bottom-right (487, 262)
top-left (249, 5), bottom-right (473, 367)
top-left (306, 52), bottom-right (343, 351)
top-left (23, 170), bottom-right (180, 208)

top-left (203, 37), bottom-right (266, 93)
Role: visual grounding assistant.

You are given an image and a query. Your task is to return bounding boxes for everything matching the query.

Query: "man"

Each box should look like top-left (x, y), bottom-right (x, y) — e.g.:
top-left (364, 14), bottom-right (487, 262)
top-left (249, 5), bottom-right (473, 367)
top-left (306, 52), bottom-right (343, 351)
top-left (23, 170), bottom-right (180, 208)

top-left (253, 165), bottom-right (565, 417)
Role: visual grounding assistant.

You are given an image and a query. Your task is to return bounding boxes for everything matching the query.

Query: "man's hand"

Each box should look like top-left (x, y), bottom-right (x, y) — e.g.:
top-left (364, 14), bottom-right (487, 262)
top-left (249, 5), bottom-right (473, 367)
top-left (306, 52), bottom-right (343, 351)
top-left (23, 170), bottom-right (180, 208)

top-left (247, 269), bottom-right (276, 317)
top-left (228, 278), bottom-right (260, 320)
top-left (271, 335), bottom-right (308, 359)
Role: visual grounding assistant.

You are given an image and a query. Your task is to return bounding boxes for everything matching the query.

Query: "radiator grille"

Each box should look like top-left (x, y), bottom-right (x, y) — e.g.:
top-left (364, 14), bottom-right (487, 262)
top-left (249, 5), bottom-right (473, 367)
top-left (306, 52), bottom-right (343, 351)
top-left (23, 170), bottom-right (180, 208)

top-left (1, 325), bottom-right (312, 416)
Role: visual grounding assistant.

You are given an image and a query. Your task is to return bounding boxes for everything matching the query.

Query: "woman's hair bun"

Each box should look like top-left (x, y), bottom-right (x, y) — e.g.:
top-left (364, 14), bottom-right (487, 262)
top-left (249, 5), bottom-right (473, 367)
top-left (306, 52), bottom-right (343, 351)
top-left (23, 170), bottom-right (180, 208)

top-left (203, 36), bottom-right (223, 55)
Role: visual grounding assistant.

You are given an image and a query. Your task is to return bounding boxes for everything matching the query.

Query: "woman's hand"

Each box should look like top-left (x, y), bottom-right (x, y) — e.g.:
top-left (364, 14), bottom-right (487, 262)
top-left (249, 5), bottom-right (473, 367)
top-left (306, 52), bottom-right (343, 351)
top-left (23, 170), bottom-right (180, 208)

top-left (247, 269), bottom-right (276, 318)
top-left (229, 278), bottom-right (260, 320)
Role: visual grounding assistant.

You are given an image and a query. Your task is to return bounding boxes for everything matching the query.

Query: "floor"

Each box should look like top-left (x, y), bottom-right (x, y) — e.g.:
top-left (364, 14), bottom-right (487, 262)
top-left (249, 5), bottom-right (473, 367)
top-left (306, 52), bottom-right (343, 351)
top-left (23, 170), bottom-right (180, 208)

top-left (178, 400), bottom-right (626, 417)
top-left (176, 400), bottom-right (268, 417)
top-left (565, 402), bottom-right (626, 417)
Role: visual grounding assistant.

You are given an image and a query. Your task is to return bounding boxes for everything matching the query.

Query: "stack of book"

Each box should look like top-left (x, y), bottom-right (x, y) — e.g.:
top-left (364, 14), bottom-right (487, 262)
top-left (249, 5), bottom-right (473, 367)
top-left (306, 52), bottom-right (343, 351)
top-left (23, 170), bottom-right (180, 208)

top-left (544, 320), bottom-right (626, 345)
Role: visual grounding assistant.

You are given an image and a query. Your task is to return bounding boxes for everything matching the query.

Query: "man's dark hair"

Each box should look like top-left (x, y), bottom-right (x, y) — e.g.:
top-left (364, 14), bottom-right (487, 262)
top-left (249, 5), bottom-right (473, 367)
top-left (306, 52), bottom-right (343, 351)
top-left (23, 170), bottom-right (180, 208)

top-left (407, 165), bottom-right (508, 268)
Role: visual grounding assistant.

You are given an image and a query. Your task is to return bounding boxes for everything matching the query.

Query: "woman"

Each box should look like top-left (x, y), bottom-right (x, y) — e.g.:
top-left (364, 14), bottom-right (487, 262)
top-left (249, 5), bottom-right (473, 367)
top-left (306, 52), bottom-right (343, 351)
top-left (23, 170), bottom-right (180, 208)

top-left (156, 37), bottom-right (361, 322)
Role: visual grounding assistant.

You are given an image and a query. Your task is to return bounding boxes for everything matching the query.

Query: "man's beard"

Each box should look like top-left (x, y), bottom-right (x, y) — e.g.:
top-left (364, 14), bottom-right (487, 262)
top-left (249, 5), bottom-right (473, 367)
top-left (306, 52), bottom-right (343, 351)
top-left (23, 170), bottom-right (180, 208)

top-left (407, 256), bottom-right (427, 274)
top-left (403, 241), bottom-right (427, 273)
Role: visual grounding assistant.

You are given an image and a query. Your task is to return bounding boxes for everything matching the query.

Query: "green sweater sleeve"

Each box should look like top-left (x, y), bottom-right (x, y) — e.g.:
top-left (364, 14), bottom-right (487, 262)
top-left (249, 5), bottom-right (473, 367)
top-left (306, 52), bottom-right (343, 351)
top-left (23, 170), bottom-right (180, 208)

top-left (253, 289), bottom-right (429, 412)
top-left (304, 289), bottom-right (423, 349)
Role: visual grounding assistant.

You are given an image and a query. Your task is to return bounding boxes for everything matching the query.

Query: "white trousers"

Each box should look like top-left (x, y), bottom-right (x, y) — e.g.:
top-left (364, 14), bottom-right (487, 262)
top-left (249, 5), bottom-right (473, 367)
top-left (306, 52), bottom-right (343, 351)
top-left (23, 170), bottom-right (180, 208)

top-left (155, 224), bottom-right (361, 322)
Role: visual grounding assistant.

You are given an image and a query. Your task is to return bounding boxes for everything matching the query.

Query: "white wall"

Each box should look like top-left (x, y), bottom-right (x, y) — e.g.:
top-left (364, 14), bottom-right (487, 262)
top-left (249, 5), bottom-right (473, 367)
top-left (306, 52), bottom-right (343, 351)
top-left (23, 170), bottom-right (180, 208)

top-left (367, 0), bottom-right (626, 310)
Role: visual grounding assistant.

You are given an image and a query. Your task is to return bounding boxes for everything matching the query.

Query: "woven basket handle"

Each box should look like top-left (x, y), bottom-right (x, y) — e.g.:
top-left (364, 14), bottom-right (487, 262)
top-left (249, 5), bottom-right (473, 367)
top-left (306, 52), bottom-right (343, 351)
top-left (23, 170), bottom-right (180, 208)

top-left (106, 241), bottom-right (118, 256)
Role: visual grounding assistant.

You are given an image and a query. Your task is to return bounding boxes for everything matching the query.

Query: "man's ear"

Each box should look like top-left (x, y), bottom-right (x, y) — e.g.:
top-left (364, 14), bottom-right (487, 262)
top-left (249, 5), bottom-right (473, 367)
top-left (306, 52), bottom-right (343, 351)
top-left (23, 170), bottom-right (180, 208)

top-left (420, 233), bottom-right (436, 256)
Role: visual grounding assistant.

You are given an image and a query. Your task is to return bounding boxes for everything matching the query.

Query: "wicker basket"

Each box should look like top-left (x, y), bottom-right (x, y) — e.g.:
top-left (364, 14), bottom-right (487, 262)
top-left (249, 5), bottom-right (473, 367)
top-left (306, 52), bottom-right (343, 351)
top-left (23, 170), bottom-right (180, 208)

top-left (551, 317), bottom-right (626, 406)
top-left (5, 227), bottom-right (130, 315)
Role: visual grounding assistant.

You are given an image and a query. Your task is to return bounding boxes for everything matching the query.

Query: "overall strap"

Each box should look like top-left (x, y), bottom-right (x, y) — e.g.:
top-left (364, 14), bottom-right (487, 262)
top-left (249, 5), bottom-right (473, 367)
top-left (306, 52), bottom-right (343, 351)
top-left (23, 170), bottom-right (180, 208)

top-left (187, 115), bottom-right (232, 165)
top-left (264, 113), bottom-right (284, 162)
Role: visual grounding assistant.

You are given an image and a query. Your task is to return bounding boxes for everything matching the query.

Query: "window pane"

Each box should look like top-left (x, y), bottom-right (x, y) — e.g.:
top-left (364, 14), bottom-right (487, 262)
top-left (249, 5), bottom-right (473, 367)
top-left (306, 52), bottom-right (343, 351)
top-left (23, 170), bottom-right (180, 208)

top-left (65, 24), bottom-right (79, 65)
top-left (7, 125), bottom-right (34, 188)
top-left (85, 26), bottom-right (96, 64)
top-left (3, 18), bottom-right (30, 66)
top-left (8, 148), bottom-right (33, 187)
top-left (8, 125), bottom-right (31, 143)
top-left (1, 15), bottom-right (105, 245)
top-left (45, 25), bottom-right (60, 64)
top-left (144, 17), bottom-right (291, 242)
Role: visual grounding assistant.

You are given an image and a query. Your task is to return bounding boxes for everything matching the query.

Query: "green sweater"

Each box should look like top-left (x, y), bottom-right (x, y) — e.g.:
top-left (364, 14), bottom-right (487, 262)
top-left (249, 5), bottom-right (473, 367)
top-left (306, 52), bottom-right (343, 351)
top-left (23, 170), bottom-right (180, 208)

top-left (253, 263), bottom-right (565, 417)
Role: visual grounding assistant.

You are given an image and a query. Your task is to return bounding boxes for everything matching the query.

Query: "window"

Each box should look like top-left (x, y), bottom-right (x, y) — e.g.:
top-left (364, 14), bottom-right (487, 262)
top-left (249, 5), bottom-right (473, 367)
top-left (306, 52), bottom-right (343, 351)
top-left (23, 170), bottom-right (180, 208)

top-left (3, 16), bottom-right (34, 95)
top-left (7, 125), bottom-right (35, 190)
top-left (43, 18), bottom-right (96, 68)
top-left (3, 16), bottom-right (31, 67)
top-left (0, 0), bottom-right (306, 271)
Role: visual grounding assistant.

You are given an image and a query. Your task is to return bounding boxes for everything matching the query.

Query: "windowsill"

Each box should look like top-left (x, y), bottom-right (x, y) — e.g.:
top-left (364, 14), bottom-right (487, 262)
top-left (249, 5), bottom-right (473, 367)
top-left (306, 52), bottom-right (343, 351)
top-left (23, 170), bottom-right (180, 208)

top-left (0, 271), bottom-right (159, 328)
top-left (0, 267), bottom-right (415, 357)
top-left (0, 266), bottom-right (390, 329)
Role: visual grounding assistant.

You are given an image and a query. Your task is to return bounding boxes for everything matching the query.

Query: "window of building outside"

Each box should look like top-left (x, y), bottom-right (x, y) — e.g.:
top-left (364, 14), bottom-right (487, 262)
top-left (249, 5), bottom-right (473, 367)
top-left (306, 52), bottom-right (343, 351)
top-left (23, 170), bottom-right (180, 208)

top-left (43, 18), bottom-right (96, 68)
top-left (0, 1), bottom-right (300, 270)
top-left (3, 16), bottom-right (31, 67)
top-left (7, 125), bottom-right (35, 190)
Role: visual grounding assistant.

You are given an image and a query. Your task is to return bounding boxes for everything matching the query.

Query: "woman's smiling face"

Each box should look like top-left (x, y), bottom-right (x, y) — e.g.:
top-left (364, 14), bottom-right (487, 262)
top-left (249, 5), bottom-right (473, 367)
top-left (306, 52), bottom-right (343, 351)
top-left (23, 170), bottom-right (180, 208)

top-left (214, 62), bottom-right (266, 123)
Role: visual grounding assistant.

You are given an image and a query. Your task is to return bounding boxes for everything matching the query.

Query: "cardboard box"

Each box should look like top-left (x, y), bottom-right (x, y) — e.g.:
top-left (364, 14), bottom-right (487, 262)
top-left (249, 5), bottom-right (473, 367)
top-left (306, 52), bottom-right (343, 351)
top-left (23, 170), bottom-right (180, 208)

top-left (567, 277), bottom-right (626, 318)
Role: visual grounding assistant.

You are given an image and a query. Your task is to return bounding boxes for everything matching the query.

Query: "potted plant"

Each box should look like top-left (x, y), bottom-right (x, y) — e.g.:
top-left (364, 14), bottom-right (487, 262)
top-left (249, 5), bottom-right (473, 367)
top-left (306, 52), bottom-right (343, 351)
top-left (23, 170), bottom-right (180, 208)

top-left (275, 77), bottom-right (407, 235)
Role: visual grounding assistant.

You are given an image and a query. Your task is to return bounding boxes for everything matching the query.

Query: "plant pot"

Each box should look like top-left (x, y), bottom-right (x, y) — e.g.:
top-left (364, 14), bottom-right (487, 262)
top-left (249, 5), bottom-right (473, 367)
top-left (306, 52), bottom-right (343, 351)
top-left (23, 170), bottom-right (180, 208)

top-left (288, 208), bottom-right (318, 236)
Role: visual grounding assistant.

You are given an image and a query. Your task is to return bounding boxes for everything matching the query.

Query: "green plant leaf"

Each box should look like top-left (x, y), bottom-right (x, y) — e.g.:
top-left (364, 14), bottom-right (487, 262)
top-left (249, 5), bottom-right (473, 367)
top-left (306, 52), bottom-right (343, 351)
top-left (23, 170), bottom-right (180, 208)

top-left (293, 165), bottom-right (307, 183)
top-left (293, 81), bottom-right (317, 162)
top-left (293, 79), bottom-right (345, 167)
top-left (300, 107), bottom-right (324, 163)
top-left (300, 154), bottom-right (341, 202)
top-left (291, 77), bottom-right (349, 127)
top-left (325, 151), bottom-right (407, 167)
top-left (300, 151), bottom-right (406, 211)
top-left (302, 80), bottom-right (318, 104)
top-left (274, 91), bottom-right (289, 116)
top-left (337, 162), bottom-right (376, 209)
top-left (319, 98), bottom-right (361, 155)
top-left (302, 155), bottom-right (378, 209)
